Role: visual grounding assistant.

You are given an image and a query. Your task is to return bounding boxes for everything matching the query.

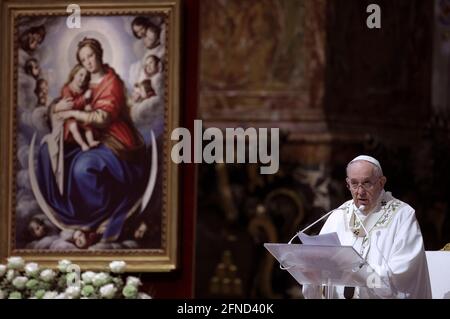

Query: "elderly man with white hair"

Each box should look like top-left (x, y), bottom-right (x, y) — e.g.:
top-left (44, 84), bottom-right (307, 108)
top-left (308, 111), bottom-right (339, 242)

top-left (303, 155), bottom-right (431, 299)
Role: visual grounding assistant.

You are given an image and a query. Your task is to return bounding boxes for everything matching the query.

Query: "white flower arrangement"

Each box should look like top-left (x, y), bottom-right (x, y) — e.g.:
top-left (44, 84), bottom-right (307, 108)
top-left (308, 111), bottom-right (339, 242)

top-left (0, 257), bottom-right (152, 299)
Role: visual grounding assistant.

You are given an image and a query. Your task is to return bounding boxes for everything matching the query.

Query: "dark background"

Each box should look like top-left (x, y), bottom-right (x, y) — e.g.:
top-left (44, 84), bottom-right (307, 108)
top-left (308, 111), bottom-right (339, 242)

top-left (194, 0), bottom-right (450, 299)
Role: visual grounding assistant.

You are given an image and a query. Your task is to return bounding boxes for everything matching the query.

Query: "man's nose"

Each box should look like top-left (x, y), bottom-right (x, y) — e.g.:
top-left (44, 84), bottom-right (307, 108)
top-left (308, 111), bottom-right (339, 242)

top-left (355, 186), bottom-right (366, 195)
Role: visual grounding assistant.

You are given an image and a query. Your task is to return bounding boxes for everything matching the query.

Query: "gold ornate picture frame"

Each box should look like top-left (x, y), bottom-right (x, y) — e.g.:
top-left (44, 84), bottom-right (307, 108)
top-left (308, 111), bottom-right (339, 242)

top-left (0, 0), bottom-right (181, 271)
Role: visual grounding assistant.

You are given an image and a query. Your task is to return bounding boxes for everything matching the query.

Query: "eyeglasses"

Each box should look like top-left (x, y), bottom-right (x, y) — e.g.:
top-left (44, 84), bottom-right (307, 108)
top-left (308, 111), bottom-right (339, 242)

top-left (346, 178), bottom-right (379, 191)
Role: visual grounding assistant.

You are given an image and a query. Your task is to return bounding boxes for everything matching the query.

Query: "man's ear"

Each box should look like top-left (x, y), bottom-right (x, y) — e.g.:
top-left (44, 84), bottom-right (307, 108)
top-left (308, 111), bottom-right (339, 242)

top-left (380, 176), bottom-right (387, 188)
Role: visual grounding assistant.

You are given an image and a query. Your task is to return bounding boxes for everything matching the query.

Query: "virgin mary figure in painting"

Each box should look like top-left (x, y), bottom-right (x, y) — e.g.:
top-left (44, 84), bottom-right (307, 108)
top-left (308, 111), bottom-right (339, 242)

top-left (34, 37), bottom-right (150, 248)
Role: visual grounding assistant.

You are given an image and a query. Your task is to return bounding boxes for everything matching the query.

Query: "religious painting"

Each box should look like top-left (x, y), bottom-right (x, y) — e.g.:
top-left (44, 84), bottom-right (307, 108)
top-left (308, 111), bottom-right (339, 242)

top-left (0, 0), bottom-right (181, 271)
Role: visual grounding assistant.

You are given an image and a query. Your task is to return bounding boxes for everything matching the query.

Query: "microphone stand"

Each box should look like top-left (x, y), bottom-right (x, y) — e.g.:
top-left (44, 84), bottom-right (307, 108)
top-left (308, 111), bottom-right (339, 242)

top-left (288, 209), bottom-right (336, 244)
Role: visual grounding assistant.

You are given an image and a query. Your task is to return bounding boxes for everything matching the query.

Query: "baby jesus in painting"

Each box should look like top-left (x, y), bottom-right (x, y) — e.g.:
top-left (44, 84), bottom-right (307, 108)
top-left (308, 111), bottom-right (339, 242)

top-left (61, 64), bottom-right (100, 151)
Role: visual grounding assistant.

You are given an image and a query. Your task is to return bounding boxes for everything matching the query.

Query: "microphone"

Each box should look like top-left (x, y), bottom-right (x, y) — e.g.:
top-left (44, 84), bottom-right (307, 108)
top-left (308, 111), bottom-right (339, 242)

top-left (288, 209), bottom-right (336, 244)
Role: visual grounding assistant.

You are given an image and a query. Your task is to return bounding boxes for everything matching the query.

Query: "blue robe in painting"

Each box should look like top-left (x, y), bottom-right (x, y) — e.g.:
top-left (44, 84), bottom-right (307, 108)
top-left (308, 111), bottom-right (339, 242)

top-left (36, 142), bottom-right (147, 242)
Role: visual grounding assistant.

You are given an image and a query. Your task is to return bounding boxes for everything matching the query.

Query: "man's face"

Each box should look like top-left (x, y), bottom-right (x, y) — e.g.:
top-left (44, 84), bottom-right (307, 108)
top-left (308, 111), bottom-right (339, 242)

top-left (132, 84), bottom-right (142, 103)
top-left (37, 82), bottom-right (48, 106)
top-left (30, 221), bottom-right (45, 238)
top-left (28, 32), bottom-right (42, 51)
top-left (31, 61), bottom-right (40, 78)
top-left (73, 230), bottom-right (87, 248)
top-left (144, 56), bottom-right (158, 76)
top-left (133, 24), bottom-right (146, 39)
top-left (143, 28), bottom-right (158, 49)
top-left (346, 161), bottom-right (386, 213)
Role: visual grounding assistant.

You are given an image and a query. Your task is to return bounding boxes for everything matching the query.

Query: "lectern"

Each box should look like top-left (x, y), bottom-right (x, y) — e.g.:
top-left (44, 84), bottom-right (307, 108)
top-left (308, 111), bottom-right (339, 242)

top-left (264, 243), bottom-right (389, 299)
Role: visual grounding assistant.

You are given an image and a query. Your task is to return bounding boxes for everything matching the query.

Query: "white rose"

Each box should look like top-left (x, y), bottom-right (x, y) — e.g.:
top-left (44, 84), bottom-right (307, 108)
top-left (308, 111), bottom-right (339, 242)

top-left (43, 291), bottom-right (58, 299)
top-left (0, 289), bottom-right (5, 299)
top-left (126, 276), bottom-right (142, 287)
top-left (0, 265), bottom-right (6, 277)
top-left (40, 269), bottom-right (56, 282)
top-left (138, 293), bottom-right (152, 299)
top-left (109, 261), bottom-right (126, 274)
top-left (100, 284), bottom-right (117, 299)
top-left (7, 257), bottom-right (25, 270)
top-left (6, 269), bottom-right (16, 282)
top-left (58, 259), bottom-right (72, 272)
top-left (93, 272), bottom-right (110, 287)
top-left (65, 286), bottom-right (81, 299)
top-left (81, 271), bottom-right (95, 284)
top-left (55, 293), bottom-right (67, 299)
top-left (12, 276), bottom-right (28, 290)
top-left (24, 263), bottom-right (40, 276)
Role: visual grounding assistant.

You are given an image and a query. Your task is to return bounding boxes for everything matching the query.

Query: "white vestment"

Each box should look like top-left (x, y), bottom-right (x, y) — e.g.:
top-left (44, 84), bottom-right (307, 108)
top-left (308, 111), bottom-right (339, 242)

top-left (303, 190), bottom-right (431, 299)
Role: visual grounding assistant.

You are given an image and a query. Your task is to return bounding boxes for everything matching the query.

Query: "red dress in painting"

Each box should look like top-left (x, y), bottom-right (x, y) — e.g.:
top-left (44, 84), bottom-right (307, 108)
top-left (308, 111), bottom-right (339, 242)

top-left (89, 65), bottom-right (142, 152)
